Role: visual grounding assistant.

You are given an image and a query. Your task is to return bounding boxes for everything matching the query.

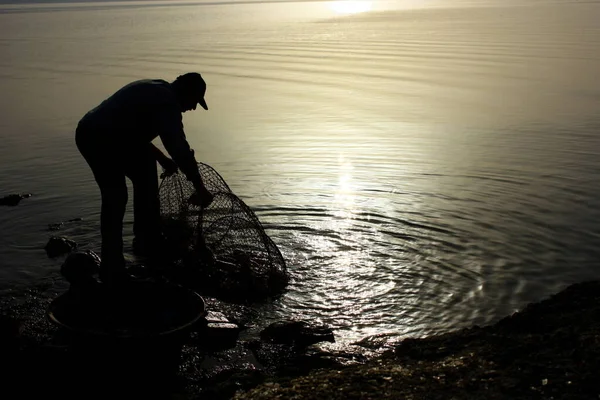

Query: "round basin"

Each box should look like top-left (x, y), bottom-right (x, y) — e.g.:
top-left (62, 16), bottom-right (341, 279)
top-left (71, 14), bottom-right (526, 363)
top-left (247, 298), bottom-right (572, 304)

top-left (47, 280), bottom-right (206, 378)
top-left (48, 280), bottom-right (205, 339)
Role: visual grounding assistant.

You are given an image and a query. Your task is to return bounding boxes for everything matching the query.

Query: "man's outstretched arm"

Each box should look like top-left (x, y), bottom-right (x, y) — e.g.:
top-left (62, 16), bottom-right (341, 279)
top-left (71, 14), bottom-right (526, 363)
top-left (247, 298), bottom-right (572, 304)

top-left (157, 109), bottom-right (213, 207)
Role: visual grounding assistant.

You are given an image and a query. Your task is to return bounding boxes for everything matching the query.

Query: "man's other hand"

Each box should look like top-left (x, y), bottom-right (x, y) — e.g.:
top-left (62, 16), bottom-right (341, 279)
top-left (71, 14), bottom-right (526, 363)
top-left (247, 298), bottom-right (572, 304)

top-left (188, 187), bottom-right (214, 208)
top-left (159, 157), bottom-right (179, 179)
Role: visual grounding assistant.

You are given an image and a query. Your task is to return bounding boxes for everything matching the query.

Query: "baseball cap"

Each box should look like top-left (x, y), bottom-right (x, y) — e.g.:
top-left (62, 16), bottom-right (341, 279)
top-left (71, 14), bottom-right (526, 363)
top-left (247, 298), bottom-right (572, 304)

top-left (177, 72), bottom-right (208, 110)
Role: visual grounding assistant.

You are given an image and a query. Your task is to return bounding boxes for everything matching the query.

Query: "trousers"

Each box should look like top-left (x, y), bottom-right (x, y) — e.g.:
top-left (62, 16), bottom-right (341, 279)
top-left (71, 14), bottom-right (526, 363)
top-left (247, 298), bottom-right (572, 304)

top-left (76, 126), bottom-right (160, 275)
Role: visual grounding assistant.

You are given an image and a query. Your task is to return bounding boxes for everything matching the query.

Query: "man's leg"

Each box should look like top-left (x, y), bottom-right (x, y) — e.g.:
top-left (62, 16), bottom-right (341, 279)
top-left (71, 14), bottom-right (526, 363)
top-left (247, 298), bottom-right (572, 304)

top-left (76, 129), bottom-right (129, 283)
top-left (97, 173), bottom-right (128, 282)
top-left (84, 165), bottom-right (128, 283)
top-left (125, 144), bottom-right (161, 251)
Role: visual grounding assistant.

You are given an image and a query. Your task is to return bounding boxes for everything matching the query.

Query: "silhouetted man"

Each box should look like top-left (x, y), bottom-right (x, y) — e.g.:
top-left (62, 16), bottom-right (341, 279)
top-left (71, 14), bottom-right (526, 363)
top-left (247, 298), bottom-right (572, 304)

top-left (75, 72), bottom-right (214, 285)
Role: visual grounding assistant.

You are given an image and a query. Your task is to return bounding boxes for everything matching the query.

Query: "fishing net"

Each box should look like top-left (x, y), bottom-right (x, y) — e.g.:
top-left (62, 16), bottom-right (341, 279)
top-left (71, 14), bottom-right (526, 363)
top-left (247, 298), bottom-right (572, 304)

top-left (158, 163), bottom-right (288, 302)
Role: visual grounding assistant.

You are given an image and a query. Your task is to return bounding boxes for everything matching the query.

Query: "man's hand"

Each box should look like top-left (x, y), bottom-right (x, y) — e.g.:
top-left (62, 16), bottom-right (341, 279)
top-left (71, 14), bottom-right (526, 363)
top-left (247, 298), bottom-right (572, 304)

top-left (188, 186), bottom-right (214, 208)
top-left (150, 143), bottom-right (178, 178)
top-left (159, 157), bottom-right (179, 179)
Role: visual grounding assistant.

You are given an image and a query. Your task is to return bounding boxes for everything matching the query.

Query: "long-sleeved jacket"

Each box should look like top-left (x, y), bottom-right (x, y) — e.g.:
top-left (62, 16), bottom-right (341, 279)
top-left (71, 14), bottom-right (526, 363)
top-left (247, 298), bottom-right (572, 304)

top-left (77, 79), bottom-right (200, 183)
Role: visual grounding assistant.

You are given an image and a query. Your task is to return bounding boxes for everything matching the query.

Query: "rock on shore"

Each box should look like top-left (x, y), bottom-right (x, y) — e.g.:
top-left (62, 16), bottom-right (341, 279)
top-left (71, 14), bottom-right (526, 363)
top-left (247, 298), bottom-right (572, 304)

top-left (0, 193), bottom-right (32, 206)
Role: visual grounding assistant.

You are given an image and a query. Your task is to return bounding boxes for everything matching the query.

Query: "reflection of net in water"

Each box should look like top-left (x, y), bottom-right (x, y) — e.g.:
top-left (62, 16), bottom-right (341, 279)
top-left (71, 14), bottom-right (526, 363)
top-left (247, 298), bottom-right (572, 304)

top-left (158, 163), bottom-right (288, 301)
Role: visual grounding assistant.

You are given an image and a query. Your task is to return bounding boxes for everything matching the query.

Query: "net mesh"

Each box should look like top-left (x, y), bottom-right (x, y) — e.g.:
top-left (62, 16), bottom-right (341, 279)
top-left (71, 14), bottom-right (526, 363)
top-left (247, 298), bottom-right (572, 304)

top-left (158, 163), bottom-right (288, 302)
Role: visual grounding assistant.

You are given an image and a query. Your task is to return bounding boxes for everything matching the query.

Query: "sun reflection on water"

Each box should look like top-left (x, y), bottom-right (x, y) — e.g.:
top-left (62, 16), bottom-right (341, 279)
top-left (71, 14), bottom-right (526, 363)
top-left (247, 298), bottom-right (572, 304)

top-left (332, 154), bottom-right (356, 221)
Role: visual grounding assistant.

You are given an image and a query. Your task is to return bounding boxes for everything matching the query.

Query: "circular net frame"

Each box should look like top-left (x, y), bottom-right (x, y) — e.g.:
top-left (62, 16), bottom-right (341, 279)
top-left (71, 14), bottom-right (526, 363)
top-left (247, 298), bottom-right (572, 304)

top-left (158, 163), bottom-right (288, 299)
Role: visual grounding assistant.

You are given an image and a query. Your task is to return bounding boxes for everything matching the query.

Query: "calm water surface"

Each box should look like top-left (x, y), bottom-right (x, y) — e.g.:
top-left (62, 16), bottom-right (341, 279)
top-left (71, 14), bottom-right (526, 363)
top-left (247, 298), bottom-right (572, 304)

top-left (1, 0), bottom-right (600, 342)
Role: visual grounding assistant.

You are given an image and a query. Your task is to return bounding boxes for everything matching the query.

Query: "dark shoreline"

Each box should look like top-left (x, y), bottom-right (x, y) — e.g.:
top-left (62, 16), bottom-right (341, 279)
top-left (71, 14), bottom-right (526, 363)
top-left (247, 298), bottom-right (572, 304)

top-left (236, 280), bottom-right (600, 400)
top-left (2, 280), bottom-right (599, 399)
